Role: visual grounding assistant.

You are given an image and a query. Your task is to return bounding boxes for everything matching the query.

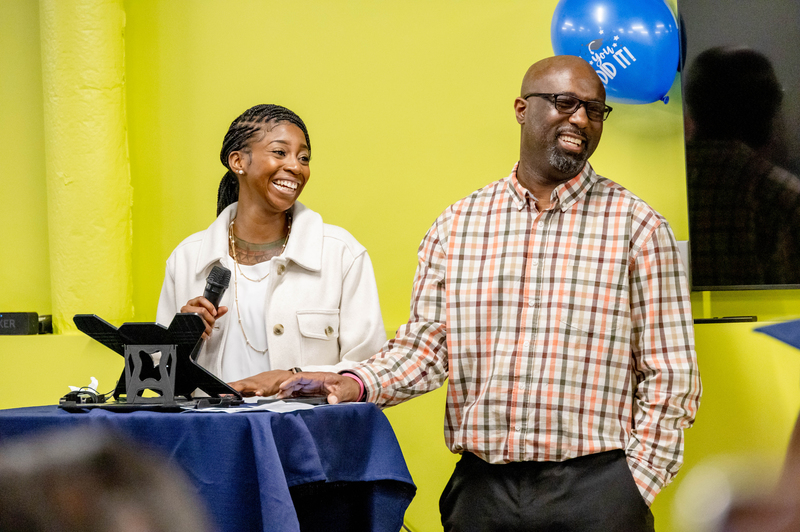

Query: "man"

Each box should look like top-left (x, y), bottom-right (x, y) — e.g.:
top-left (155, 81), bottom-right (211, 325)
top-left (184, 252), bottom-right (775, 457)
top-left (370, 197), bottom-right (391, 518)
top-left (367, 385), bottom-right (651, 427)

top-left (277, 55), bottom-right (701, 531)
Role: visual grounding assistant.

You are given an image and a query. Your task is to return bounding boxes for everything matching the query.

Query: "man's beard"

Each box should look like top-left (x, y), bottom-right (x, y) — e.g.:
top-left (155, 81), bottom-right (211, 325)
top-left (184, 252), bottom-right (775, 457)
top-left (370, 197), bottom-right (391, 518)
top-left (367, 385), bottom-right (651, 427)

top-left (547, 144), bottom-right (587, 176)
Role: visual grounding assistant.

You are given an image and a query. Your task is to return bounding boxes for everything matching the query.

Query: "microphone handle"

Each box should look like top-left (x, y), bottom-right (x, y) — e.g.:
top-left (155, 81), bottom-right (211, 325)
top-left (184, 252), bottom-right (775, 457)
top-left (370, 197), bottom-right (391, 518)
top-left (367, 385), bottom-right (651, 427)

top-left (203, 282), bottom-right (227, 309)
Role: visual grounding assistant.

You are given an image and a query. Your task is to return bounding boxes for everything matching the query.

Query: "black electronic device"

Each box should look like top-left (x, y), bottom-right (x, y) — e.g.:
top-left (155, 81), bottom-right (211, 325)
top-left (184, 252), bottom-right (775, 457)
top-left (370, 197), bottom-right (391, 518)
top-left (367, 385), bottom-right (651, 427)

top-left (256, 396), bottom-right (328, 406)
top-left (61, 313), bottom-right (243, 412)
top-left (59, 389), bottom-right (105, 405)
top-left (38, 314), bottom-right (53, 334)
top-left (203, 265), bottom-right (230, 309)
top-left (693, 316), bottom-right (758, 324)
top-left (679, 0), bottom-right (800, 292)
top-left (0, 312), bottom-right (39, 335)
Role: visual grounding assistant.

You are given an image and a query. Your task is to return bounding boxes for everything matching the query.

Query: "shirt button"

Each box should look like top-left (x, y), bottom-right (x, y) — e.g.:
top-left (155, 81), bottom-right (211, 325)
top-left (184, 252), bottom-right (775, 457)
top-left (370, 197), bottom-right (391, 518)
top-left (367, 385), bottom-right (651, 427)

top-left (537, 221), bottom-right (545, 228)
top-left (277, 264), bottom-right (286, 275)
top-left (514, 426), bottom-right (521, 432)
top-left (523, 341), bottom-right (530, 349)
top-left (273, 324), bottom-right (284, 335)
top-left (532, 259), bottom-right (539, 266)
top-left (325, 326), bottom-right (335, 337)
top-left (528, 298), bottom-right (535, 306)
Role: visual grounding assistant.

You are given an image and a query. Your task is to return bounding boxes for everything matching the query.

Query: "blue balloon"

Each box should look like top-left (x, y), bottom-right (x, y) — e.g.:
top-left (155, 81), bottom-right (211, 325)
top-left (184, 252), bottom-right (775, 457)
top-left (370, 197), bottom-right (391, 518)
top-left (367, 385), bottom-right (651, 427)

top-left (551, 0), bottom-right (679, 104)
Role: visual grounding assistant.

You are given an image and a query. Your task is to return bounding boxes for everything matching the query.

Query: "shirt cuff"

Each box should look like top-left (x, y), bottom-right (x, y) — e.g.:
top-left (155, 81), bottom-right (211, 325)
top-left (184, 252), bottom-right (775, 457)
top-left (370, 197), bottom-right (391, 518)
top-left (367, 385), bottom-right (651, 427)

top-left (626, 454), bottom-right (664, 507)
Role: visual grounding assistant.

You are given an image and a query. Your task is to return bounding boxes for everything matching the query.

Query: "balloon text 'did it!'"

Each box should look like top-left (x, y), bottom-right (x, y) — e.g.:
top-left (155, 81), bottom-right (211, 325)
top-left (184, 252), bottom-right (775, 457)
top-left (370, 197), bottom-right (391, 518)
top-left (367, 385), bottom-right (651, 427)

top-left (551, 0), bottom-right (680, 105)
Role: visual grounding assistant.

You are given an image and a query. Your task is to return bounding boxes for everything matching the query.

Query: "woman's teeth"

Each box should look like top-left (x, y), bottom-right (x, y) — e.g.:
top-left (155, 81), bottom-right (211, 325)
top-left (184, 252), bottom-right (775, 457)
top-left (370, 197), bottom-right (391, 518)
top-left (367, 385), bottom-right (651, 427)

top-left (274, 180), bottom-right (298, 191)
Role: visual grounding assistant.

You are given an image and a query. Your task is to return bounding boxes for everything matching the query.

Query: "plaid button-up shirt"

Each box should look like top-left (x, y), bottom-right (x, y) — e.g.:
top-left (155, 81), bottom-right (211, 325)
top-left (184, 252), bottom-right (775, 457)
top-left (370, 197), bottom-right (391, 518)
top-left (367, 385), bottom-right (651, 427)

top-left (355, 163), bottom-right (701, 505)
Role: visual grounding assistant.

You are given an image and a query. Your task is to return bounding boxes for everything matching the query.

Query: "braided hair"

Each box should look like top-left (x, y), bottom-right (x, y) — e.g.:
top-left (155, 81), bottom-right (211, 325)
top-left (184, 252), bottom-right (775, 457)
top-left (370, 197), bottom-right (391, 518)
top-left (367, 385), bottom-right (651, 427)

top-left (217, 104), bottom-right (311, 216)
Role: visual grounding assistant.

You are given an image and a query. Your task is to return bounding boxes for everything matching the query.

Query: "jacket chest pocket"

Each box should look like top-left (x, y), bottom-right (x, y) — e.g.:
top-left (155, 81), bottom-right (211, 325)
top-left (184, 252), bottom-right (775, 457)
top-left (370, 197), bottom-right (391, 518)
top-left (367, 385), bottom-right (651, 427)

top-left (296, 310), bottom-right (340, 364)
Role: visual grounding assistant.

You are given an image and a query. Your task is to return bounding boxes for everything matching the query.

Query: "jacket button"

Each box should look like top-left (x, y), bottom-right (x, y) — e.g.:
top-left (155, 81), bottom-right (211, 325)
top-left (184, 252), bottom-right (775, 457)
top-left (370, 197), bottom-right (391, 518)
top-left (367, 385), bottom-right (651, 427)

top-left (273, 324), bottom-right (284, 335)
top-left (325, 326), bottom-right (334, 337)
top-left (277, 264), bottom-right (286, 275)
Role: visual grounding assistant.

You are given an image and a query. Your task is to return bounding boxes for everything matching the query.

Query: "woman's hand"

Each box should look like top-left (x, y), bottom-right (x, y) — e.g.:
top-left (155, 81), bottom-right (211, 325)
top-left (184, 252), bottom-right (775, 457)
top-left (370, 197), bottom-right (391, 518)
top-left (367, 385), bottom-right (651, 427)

top-left (180, 297), bottom-right (228, 340)
top-left (228, 370), bottom-right (294, 397)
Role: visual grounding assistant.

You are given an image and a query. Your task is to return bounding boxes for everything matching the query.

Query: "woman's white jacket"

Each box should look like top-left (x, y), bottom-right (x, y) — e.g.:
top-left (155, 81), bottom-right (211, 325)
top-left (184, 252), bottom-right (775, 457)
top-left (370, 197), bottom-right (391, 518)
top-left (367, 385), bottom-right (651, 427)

top-left (156, 202), bottom-right (387, 377)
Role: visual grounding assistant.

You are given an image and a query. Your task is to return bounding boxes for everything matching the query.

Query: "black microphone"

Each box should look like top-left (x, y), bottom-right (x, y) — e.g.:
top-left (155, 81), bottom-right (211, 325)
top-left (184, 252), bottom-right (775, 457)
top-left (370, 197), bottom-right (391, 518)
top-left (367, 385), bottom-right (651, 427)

top-left (203, 265), bottom-right (231, 309)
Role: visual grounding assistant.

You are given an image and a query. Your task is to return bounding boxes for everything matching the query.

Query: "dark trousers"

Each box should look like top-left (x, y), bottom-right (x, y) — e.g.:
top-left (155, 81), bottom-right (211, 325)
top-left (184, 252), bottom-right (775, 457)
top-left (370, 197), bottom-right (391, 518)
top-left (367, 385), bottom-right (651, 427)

top-left (440, 450), bottom-right (654, 532)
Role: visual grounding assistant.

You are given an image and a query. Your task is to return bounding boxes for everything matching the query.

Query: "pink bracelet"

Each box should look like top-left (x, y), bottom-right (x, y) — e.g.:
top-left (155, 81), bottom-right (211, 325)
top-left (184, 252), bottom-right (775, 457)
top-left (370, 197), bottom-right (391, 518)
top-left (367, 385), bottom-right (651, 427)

top-left (341, 372), bottom-right (366, 402)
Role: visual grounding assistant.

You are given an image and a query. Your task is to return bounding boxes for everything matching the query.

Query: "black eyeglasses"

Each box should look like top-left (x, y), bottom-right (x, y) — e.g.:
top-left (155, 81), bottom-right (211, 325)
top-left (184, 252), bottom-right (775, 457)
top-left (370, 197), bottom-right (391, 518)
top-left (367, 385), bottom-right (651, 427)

top-left (523, 93), bottom-right (613, 122)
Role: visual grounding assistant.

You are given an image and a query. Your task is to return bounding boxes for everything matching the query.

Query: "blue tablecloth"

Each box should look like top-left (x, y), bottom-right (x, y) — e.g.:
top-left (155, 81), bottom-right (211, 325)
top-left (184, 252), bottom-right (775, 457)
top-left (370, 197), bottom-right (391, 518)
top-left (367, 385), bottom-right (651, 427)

top-left (0, 403), bottom-right (416, 532)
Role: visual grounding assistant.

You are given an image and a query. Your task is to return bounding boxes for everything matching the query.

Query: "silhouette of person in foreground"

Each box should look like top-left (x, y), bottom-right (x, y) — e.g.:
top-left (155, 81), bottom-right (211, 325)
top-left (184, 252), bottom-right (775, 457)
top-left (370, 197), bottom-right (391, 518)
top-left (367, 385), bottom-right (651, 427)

top-left (0, 427), bottom-right (211, 532)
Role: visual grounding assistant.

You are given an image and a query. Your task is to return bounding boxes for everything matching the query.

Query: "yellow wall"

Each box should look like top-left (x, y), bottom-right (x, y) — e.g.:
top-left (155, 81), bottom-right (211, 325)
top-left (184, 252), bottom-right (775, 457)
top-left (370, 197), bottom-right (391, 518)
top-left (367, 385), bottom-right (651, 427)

top-left (123, 0), bottom-right (693, 330)
top-left (0, 0), bottom-right (50, 316)
top-left (3, 1), bottom-right (800, 531)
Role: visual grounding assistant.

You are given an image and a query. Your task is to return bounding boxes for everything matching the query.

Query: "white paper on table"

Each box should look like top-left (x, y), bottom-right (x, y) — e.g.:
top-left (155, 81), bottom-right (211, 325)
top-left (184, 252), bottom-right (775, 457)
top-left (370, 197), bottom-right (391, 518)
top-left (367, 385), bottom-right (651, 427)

top-left (182, 399), bottom-right (320, 414)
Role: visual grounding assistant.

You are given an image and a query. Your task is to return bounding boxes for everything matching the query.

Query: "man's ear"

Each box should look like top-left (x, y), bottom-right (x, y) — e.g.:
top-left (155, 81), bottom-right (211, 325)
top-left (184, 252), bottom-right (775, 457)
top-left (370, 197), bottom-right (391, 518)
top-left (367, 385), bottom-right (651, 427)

top-left (514, 97), bottom-right (528, 125)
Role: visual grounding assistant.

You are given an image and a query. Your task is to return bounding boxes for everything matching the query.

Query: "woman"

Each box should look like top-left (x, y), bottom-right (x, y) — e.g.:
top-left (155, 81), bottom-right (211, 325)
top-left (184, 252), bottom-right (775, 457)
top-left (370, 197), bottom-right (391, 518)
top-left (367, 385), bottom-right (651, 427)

top-left (156, 104), bottom-right (386, 396)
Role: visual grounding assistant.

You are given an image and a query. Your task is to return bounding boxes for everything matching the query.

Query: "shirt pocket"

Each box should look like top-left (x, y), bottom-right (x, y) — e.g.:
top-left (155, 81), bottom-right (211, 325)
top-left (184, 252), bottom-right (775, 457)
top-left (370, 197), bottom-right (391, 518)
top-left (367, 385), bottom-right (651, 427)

top-left (558, 306), bottom-right (623, 337)
top-left (296, 310), bottom-right (340, 364)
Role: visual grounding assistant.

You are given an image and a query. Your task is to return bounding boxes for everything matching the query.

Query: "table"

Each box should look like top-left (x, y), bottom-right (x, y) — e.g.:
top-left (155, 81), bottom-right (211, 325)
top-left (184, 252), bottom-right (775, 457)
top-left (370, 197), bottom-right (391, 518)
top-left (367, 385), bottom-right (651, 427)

top-left (0, 403), bottom-right (416, 532)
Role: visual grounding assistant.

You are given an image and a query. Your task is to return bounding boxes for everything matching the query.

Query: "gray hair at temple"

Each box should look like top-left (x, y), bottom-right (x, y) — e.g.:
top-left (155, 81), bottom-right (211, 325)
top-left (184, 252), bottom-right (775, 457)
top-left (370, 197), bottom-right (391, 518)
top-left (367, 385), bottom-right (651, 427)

top-left (0, 427), bottom-right (211, 532)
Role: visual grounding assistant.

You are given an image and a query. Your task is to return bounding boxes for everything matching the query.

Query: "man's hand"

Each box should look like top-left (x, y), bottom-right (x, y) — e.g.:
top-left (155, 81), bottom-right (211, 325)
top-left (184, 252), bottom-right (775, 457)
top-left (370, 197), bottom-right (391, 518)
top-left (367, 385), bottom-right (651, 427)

top-left (180, 297), bottom-right (228, 340)
top-left (228, 370), bottom-right (293, 397)
top-left (277, 372), bottom-right (362, 404)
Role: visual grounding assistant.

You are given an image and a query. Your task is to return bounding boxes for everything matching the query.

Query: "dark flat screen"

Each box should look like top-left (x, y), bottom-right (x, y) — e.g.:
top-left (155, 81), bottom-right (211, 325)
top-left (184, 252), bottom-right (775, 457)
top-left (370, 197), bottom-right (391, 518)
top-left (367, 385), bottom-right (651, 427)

top-left (678, 0), bottom-right (800, 290)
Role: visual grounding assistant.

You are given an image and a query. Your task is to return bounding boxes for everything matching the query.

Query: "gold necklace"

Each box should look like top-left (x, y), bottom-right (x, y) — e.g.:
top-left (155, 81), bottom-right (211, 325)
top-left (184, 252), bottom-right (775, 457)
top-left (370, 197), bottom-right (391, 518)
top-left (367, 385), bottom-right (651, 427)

top-left (228, 212), bottom-right (292, 353)
top-left (228, 213), bottom-right (292, 282)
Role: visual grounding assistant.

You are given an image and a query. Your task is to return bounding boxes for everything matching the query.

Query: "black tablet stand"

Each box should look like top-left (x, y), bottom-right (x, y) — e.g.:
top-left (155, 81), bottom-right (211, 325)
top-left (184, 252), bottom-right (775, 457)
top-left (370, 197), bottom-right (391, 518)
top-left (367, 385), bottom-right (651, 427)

top-left (66, 313), bottom-right (242, 410)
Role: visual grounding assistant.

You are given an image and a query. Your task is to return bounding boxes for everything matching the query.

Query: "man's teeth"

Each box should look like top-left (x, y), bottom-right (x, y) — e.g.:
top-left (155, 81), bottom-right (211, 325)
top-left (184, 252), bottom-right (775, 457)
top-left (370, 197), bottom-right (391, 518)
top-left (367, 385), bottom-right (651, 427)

top-left (274, 180), bottom-right (298, 191)
top-left (560, 135), bottom-right (583, 147)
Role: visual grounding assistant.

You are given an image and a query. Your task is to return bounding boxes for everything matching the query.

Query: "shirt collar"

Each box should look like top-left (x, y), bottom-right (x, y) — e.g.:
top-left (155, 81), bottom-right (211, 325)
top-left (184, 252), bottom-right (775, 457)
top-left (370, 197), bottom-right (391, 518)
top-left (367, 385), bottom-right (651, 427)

top-left (507, 162), bottom-right (534, 211)
top-left (194, 201), bottom-right (323, 275)
top-left (195, 204), bottom-right (236, 275)
top-left (556, 163), bottom-right (597, 212)
top-left (282, 202), bottom-right (323, 272)
top-left (506, 161), bottom-right (597, 212)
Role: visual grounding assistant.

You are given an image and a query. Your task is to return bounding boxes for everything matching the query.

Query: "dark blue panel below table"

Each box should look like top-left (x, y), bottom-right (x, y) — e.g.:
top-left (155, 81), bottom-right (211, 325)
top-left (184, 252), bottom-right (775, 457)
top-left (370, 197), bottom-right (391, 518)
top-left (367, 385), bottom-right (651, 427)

top-left (0, 403), bottom-right (416, 532)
